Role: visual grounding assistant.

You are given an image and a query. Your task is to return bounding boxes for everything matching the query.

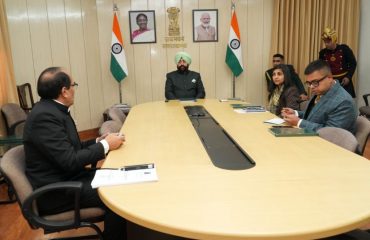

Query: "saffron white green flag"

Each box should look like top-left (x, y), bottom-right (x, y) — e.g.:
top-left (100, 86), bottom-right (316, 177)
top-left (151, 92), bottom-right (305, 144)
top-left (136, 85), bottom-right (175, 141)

top-left (110, 13), bottom-right (128, 82)
top-left (225, 5), bottom-right (243, 77)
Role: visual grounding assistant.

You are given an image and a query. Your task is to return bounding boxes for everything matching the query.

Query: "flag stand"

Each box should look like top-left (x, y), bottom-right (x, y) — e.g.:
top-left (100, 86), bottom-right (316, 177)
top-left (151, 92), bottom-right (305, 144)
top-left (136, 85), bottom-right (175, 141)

top-left (228, 75), bottom-right (241, 100)
top-left (119, 81), bottom-right (122, 104)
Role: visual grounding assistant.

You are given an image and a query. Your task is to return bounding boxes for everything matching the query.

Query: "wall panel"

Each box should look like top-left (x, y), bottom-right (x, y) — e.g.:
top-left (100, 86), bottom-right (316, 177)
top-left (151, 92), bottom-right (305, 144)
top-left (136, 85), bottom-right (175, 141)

top-left (149, 0), bottom-right (168, 101)
top-left (5, 0), bottom-right (36, 95)
top-left (81, 0), bottom-right (106, 127)
top-left (246, 0), bottom-right (264, 105)
top-left (131, 0), bottom-right (152, 104)
top-left (64, 0), bottom-right (90, 128)
top-left (215, 0), bottom-right (232, 99)
top-left (198, 0), bottom-right (216, 98)
top-left (27, 0), bottom-right (52, 87)
top-left (47, 0), bottom-right (70, 68)
top-left (6, 0), bottom-right (274, 130)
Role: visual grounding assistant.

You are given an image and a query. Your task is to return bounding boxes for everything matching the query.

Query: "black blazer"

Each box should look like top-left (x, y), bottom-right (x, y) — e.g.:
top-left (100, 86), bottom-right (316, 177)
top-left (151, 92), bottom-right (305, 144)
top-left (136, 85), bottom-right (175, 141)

top-left (165, 70), bottom-right (206, 100)
top-left (24, 99), bottom-right (105, 189)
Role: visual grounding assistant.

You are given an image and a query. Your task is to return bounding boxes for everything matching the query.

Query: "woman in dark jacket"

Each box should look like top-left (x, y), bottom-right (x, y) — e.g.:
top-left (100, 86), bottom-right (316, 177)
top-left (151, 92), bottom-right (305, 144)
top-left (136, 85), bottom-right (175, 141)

top-left (268, 64), bottom-right (300, 116)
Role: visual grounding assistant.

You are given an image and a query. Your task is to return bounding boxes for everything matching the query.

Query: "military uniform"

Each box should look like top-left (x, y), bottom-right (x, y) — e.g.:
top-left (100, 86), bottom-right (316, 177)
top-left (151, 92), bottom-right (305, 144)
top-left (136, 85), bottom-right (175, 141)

top-left (319, 44), bottom-right (357, 98)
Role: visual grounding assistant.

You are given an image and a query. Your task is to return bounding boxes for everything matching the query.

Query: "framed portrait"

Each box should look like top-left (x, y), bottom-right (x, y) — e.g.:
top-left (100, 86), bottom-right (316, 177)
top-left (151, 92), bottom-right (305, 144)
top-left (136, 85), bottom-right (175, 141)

top-left (129, 10), bottom-right (156, 44)
top-left (193, 9), bottom-right (218, 42)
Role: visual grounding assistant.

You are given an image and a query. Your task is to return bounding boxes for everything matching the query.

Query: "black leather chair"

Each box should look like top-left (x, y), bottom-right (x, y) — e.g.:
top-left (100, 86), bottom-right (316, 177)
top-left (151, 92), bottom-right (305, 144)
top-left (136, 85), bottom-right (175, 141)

top-left (359, 94), bottom-right (370, 119)
top-left (0, 145), bottom-right (105, 240)
top-left (17, 83), bottom-right (35, 113)
top-left (1, 103), bottom-right (27, 136)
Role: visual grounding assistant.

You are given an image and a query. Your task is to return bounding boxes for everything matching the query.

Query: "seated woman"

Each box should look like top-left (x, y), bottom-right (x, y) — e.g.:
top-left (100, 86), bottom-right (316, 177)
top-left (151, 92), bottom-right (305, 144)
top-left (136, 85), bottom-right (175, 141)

top-left (268, 64), bottom-right (300, 116)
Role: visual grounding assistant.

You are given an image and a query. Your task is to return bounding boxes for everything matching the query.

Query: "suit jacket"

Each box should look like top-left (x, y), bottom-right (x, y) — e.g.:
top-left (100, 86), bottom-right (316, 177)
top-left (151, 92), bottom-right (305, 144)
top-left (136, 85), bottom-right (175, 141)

top-left (265, 64), bottom-right (307, 95)
top-left (298, 82), bottom-right (356, 133)
top-left (24, 99), bottom-right (105, 189)
top-left (165, 70), bottom-right (206, 100)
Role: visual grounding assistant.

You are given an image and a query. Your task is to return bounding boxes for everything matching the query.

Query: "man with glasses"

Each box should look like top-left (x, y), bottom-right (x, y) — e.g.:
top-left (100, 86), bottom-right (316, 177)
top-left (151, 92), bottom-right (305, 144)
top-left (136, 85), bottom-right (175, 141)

top-left (265, 53), bottom-right (308, 101)
top-left (23, 67), bottom-right (127, 239)
top-left (281, 60), bottom-right (356, 133)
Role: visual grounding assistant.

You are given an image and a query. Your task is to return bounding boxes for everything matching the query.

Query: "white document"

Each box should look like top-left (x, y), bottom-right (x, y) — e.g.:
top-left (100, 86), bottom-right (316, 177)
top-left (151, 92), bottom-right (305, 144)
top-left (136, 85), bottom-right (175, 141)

top-left (264, 117), bottom-right (285, 124)
top-left (91, 163), bottom-right (158, 188)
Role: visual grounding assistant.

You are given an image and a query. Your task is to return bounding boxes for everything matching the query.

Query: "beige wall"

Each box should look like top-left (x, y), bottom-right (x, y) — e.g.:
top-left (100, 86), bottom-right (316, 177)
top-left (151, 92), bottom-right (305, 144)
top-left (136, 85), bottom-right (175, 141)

top-left (5, 0), bottom-right (273, 130)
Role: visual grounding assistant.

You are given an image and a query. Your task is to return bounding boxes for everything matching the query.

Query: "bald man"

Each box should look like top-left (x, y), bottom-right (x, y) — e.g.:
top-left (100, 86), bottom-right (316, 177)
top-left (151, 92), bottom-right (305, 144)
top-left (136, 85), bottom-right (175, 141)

top-left (195, 12), bottom-right (216, 41)
top-left (165, 51), bottom-right (205, 100)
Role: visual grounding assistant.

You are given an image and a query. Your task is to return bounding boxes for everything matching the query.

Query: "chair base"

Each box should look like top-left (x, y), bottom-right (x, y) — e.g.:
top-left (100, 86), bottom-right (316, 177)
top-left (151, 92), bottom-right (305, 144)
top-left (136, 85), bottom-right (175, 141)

top-left (0, 176), bottom-right (17, 204)
top-left (45, 222), bottom-right (103, 240)
top-left (49, 234), bottom-right (100, 240)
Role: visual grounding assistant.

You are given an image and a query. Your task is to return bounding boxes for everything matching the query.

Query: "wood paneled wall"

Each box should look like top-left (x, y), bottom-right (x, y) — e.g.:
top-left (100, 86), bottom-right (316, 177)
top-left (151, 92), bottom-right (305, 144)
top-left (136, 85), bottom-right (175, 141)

top-left (5, 0), bottom-right (273, 130)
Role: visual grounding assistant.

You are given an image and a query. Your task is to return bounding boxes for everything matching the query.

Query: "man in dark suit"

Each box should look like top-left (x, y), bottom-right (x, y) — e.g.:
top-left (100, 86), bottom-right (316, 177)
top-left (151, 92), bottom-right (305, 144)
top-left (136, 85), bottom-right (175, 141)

top-left (165, 51), bottom-right (206, 100)
top-left (23, 67), bottom-right (127, 240)
top-left (265, 53), bottom-right (308, 101)
top-left (281, 60), bottom-right (356, 133)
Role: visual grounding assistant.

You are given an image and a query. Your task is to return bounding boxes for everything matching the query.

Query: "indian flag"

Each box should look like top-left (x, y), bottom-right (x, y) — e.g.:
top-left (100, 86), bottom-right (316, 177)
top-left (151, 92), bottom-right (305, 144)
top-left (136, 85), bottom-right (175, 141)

top-left (110, 12), bottom-right (128, 82)
top-left (225, 5), bottom-right (243, 77)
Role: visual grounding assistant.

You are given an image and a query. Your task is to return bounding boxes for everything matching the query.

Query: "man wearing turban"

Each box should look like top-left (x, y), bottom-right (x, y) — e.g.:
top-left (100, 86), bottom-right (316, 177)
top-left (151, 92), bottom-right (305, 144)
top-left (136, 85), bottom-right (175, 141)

top-left (319, 27), bottom-right (357, 98)
top-left (165, 51), bottom-right (206, 100)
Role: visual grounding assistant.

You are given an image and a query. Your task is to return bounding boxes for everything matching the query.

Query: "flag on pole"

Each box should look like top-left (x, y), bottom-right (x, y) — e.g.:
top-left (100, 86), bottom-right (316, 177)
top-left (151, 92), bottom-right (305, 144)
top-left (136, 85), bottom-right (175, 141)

top-left (110, 12), bottom-right (128, 82)
top-left (225, 4), bottom-right (243, 77)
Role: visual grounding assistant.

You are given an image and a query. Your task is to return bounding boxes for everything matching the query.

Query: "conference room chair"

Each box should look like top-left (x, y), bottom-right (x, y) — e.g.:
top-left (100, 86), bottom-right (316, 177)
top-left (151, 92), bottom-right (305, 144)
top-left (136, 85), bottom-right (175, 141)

top-left (1, 103), bottom-right (27, 136)
top-left (354, 116), bottom-right (370, 155)
top-left (108, 107), bottom-right (126, 125)
top-left (359, 93), bottom-right (370, 119)
top-left (99, 120), bottom-right (122, 136)
top-left (317, 127), bottom-right (358, 153)
top-left (17, 83), bottom-right (35, 113)
top-left (0, 145), bottom-right (105, 240)
top-left (298, 100), bottom-right (309, 111)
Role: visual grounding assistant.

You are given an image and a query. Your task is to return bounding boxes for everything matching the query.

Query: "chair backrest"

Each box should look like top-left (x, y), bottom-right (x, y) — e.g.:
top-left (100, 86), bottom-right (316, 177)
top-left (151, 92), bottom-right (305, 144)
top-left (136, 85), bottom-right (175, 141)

top-left (1, 103), bottom-right (27, 136)
top-left (299, 100), bottom-right (309, 111)
top-left (99, 120), bottom-right (122, 135)
top-left (0, 145), bottom-right (32, 206)
top-left (108, 107), bottom-right (126, 125)
top-left (17, 83), bottom-right (35, 112)
top-left (355, 116), bottom-right (370, 155)
top-left (318, 127), bottom-right (359, 153)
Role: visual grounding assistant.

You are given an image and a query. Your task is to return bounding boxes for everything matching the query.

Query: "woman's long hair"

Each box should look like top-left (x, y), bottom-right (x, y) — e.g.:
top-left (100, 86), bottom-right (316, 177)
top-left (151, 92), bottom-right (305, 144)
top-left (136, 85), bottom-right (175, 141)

top-left (268, 64), bottom-right (293, 100)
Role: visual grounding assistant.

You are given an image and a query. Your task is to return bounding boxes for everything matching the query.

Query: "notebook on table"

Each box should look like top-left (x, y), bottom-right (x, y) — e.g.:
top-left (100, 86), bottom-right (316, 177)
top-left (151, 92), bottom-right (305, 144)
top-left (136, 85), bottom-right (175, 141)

top-left (269, 127), bottom-right (318, 137)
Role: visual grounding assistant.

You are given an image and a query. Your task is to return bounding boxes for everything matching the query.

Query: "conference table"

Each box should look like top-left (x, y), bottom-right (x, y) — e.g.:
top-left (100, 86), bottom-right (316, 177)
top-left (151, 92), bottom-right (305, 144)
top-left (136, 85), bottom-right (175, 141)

top-left (99, 99), bottom-right (370, 240)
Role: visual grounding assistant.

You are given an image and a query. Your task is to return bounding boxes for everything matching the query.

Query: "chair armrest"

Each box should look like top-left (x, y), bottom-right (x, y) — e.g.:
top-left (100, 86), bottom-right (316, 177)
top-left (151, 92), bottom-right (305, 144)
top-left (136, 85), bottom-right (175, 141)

top-left (22, 181), bottom-right (83, 231)
top-left (363, 94), bottom-right (370, 106)
top-left (9, 120), bottom-right (26, 136)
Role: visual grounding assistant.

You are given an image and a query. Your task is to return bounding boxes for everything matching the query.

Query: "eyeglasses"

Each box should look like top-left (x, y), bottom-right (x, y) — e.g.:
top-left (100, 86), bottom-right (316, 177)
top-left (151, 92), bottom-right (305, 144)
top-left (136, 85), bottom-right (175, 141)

top-left (305, 75), bottom-right (327, 88)
top-left (71, 82), bottom-right (79, 87)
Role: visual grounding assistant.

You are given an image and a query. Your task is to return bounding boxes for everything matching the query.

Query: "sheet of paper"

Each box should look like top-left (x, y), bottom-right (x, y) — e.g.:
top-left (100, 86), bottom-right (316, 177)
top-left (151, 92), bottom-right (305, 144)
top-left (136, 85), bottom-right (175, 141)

top-left (91, 163), bottom-right (158, 188)
top-left (264, 117), bottom-right (285, 124)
